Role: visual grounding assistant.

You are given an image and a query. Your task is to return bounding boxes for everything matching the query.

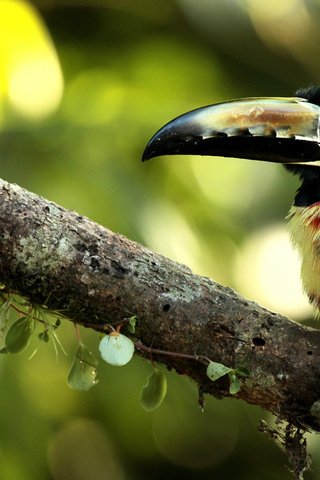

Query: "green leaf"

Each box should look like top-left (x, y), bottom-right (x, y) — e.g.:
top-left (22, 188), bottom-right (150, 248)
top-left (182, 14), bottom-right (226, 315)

top-left (38, 330), bottom-right (50, 343)
top-left (99, 333), bottom-right (135, 366)
top-left (206, 361), bottom-right (232, 382)
top-left (128, 316), bottom-right (137, 334)
top-left (235, 367), bottom-right (250, 377)
top-left (140, 369), bottom-right (167, 411)
top-left (229, 373), bottom-right (241, 395)
top-left (5, 316), bottom-right (33, 353)
top-left (67, 344), bottom-right (99, 391)
top-left (0, 347), bottom-right (7, 354)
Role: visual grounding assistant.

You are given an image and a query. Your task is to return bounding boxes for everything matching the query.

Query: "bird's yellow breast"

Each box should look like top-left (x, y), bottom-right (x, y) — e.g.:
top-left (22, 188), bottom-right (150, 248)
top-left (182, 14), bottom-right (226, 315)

top-left (287, 204), bottom-right (320, 308)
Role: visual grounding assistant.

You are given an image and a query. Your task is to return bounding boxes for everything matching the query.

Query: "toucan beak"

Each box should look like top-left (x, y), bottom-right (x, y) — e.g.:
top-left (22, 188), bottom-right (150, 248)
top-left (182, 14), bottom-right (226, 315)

top-left (142, 97), bottom-right (320, 164)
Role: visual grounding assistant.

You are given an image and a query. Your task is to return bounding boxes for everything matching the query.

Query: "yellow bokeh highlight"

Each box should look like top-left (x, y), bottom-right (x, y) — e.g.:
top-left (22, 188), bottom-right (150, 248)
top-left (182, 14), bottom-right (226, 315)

top-left (0, 0), bottom-right (63, 120)
top-left (246, 0), bottom-right (313, 52)
top-left (233, 224), bottom-right (313, 320)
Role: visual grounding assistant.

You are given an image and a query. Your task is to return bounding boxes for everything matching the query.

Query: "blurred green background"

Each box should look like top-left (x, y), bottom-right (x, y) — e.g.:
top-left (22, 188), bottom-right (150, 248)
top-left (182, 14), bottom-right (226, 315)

top-left (1, 0), bottom-right (320, 478)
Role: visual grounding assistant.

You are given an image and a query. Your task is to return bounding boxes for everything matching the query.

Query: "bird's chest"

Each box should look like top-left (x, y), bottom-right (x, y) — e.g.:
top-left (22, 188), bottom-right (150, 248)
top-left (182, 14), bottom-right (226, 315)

top-left (288, 204), bottom-right (320, 307)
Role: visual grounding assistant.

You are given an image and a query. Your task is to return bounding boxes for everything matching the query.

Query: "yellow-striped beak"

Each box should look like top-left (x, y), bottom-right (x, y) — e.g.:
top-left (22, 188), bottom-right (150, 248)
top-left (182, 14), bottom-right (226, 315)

top-left (142, 97), bottom-right (320, 164)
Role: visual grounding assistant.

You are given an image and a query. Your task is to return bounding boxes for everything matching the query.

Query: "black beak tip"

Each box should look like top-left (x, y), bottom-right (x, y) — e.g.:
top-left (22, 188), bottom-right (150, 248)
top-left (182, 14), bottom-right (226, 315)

top-left (142, 144), bottom-right (153, 162)
top-left (142, 134), bottom-right (170, 162)
top-left (142, 132), bottom-right (160, 161)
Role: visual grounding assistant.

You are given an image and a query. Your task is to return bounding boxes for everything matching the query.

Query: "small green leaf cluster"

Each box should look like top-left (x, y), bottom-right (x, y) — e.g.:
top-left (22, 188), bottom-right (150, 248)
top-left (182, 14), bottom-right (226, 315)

top-left (0, 292), bottom-right (65, 356)
top-left (0, 293), bottom-right (250, 407)
top-left (206, 361), bottom-right (250, 395)
top-left (0, 292), bottom-right (138, 393)
top-left (0, 290), bottom-right (97, 390)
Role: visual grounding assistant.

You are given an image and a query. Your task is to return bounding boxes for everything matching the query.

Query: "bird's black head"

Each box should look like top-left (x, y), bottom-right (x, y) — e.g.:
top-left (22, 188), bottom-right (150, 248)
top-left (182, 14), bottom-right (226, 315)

top-left (284, 86), bottom-right (320, 206)
top-left (142, 85), bottom-right (320, 205)
top-left (295, 85), bottom-right (320, 105)
top-left (286, 165), bottom-right (320, 207)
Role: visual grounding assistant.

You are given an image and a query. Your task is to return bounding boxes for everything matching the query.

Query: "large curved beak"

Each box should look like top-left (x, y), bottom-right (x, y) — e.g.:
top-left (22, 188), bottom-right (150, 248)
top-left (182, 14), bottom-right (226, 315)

top-left (142, 97), bottom-right (320, 164)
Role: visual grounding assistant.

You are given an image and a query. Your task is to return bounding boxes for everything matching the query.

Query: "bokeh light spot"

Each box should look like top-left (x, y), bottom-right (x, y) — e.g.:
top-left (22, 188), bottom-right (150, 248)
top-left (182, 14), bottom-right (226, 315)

top-left (47, 419), bottom-right (125, 480)
top-left (0, 0), bottom-right (63, 120)
top-left (233, 224), bottom-right (312, 319)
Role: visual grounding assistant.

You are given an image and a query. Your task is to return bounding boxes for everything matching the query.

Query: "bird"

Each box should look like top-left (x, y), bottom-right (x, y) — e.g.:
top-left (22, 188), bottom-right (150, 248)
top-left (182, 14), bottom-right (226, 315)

top-left (142, 85), bottom-right (320, 311)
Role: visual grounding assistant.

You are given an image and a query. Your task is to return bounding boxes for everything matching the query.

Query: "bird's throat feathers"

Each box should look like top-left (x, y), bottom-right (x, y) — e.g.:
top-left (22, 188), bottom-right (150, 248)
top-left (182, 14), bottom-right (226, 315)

top-left (288, 203), bottom-right (320, 308)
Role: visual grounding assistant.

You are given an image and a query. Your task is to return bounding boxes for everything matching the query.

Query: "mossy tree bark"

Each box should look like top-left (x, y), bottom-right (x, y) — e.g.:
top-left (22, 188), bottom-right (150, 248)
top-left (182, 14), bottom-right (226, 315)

top-left (0, 179), bottom-right (320, 434)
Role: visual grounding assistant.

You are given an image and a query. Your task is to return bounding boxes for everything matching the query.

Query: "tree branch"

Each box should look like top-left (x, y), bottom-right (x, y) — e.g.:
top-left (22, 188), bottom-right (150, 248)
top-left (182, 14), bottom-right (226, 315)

top-left (0, 178), bottom-right (320, 432)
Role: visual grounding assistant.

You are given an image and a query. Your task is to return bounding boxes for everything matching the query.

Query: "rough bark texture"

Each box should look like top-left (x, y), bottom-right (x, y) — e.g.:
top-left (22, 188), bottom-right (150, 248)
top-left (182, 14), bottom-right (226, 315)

top-left (0, 179), bottom-right (320, 431)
